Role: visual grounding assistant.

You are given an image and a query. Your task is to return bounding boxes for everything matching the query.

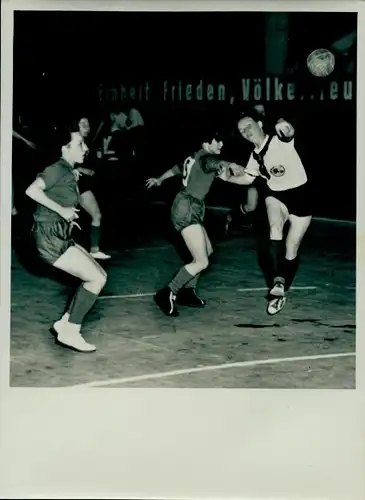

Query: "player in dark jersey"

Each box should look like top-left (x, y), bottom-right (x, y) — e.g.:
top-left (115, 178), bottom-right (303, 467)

top-left (146, 132), bottom-right (239, 317)
top-left (74, 117), bottom-right (110, 260)
top-left (25, 129), bottom-right (107, 352)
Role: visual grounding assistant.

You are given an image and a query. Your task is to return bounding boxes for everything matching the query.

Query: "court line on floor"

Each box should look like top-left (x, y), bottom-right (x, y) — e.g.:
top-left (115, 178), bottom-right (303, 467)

top-left (98, 286), bottom-right (318, 300)
top-left (69, 351), bottom-right (355, 388)
top-left (98, 292), bottom-right (155, 300)
top-left (134, 246), bottom-right (170, 251)
top-left (237, 286), bottom-right (317, 292)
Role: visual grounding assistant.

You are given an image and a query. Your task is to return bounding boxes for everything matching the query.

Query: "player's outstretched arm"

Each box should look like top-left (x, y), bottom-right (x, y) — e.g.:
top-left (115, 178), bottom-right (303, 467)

top-left (13, 130), bottom-right (36, 149)
top-left (218, 163), bottom-right (256, 185)
top-left (146, 164), bottom-right (181, 189)
top-left (202, 157), bottom-right (231, 173)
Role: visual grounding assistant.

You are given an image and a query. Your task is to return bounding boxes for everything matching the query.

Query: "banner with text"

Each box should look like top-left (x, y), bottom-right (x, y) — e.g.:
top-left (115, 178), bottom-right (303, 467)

top-left (98, 77), bottom-right (354, 104)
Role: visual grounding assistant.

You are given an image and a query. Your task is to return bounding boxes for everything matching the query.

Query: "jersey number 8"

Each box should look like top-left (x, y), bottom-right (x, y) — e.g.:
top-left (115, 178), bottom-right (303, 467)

top-left (182, 156), bottom-right (195, 187)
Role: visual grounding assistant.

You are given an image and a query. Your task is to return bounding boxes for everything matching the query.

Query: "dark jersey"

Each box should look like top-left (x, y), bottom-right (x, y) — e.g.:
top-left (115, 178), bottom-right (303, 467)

top-left (172, 149), bottom-right (227, 201)
top-left (34, 158), bottom-right (80, 222)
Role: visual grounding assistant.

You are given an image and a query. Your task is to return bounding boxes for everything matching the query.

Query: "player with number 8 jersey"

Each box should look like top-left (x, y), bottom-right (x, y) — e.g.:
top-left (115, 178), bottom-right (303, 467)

top-left (146, 133), bottom-right (236, 317)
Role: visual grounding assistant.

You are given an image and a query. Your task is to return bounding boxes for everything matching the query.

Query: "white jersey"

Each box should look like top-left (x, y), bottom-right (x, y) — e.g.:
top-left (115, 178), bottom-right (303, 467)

top-left (245, 134), bottom-right (307, 192)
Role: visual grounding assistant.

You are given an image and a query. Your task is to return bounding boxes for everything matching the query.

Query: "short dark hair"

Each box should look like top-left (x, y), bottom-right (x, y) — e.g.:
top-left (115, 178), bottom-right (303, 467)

top-left (69, 116), bottom-right (89, 134)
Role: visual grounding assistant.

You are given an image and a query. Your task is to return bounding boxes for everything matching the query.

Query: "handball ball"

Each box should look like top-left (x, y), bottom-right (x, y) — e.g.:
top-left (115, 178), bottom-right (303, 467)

top-left (307, 48), bottom-right (335, 77)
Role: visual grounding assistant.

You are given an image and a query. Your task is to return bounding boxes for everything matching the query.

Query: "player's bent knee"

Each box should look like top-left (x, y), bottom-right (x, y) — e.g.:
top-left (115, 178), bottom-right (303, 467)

top-left (199, 258), bottom-right (209, 271)
top-left (285, 241), bottom-right (299, 260)
top-left (91, 211), bottom-right (102, 226)
top-left (285, 248), bottom-right (298, 260)
top-left (90, 271), bottom-right (107, 293)
top-left (99, 272), bottom-right (107, 288)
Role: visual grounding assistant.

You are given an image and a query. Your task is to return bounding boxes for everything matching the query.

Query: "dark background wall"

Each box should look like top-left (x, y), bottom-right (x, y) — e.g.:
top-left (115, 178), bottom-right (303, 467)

top-left (12, 11), bottom-right (357, 220)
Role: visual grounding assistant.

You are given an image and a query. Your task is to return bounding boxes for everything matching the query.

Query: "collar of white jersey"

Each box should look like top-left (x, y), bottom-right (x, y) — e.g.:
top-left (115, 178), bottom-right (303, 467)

top-left (254, 134), bottom-right (271, 154)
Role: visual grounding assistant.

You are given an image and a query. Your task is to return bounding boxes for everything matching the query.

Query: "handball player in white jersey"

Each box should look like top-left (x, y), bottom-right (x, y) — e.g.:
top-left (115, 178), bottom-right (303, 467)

top-left (224, 110), bottom-right (312, 315)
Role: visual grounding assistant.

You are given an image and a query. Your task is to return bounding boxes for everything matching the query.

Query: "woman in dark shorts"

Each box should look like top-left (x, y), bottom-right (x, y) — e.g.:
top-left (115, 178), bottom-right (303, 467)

top-left (146, 130), bottom-right (240, 317)
top-left (74, 117), bottom-right (110, 260)
top-left (25, 129), bottom-right (107, 352)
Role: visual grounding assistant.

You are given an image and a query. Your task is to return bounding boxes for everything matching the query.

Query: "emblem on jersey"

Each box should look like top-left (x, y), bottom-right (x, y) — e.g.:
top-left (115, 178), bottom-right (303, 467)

top-left (270, 165), bottom-right (286, 177)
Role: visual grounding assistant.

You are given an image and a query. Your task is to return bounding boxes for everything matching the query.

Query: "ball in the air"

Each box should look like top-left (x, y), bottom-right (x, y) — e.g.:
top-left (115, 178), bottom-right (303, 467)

top-left (307, 48), bottom-right (335, 77)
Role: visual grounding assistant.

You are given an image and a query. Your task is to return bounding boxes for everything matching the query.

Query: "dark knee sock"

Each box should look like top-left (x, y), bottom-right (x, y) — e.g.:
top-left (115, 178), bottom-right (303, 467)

top-left (270, 239), bottom-right (286, 285)
top-left (283, 256), bottom-right (300, 291)
top-left (90, 225), bottom-right (101, 252)
top-left (184, 272), bottom-right (201, 290)
top-left (168, 266), bottom-right (194, 294)
top-left (68, 285), bottom-right (99, 325)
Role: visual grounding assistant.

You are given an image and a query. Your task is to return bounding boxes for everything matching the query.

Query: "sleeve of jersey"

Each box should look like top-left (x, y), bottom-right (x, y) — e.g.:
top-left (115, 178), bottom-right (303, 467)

top-left (244, 154), bottom-right (260, 178)
top-left (37, 164), bottom-right (65, 190)
top-left (277, 133), bottom-right (295, 144)
top-left (201, 156), bottom-right (227, 173)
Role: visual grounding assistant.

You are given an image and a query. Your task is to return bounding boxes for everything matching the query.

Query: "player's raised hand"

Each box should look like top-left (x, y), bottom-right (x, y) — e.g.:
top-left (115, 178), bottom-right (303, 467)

top-left (275, 119), bottom-right (295, 138)
top-left (146, 177), bottom-right (161, 189)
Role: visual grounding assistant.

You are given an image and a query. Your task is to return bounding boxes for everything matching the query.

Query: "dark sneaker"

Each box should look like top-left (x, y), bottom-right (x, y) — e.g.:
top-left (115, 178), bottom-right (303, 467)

top-left (154, 287), bottom-right (178, 316)
top-left (177, 288), bottom-right (206, 308)
top-left (267, 296), bottom-right (287, 316)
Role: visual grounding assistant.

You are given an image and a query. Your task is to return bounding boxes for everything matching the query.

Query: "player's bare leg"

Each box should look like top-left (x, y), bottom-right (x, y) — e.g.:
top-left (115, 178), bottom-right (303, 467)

top-left (284, 214), bottom-right (312, 290)
top-left (265, 202), bottom-right (311, 315)
top-left (264, 196), bottom-right (288, 315)
top-left (265, 196), bottom-right (289, 295)
top-left (79, 190), bottom-right (111, 260)
top-left (225, 186), bottom-right (259, 235)
top-left (51, 244), bottom-right (107, 351)
top-left (154, 224), bottom-right (209, 316)
top-left (242, 185), bottom-right (259, 223)
top-left (177, 225), bottom-right (212, 307)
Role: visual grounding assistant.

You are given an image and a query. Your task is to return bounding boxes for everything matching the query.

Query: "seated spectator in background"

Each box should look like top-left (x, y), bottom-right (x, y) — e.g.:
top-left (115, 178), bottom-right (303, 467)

top-left (101, 103), bottom-right (147, 247)
top-left (103, 102), bottom-right (144, 162)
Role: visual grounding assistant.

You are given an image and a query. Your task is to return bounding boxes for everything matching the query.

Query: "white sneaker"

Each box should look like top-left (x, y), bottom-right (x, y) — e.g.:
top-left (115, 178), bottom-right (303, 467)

top-left (267, 296), bottom-right (287, 316)
top-left (90, 250), bottom-right (111, 260)
top-left (270, 281), bottom-right (285, 297)
top-left (52, 313), bottom-right (70, 336)
top-left (57, 323), bottom-right (96, 352)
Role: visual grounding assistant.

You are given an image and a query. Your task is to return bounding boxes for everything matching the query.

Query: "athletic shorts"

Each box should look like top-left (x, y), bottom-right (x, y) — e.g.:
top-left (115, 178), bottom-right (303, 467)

top-left (251, 176), bottom-right (266, 190)
top-left (264, 183), bottom-right (313, 217)
top-left (78, 174), bottom-right (95, 196)
top-left (32, 220), bottom-right (75, 265)
top-left (171, 191), bottom-right (205, 232)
